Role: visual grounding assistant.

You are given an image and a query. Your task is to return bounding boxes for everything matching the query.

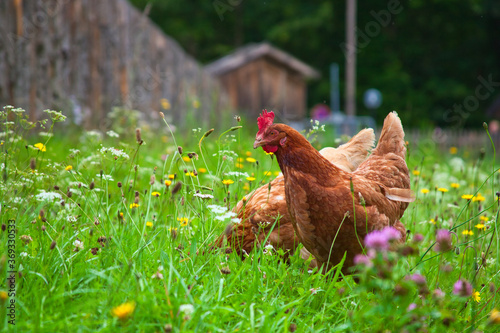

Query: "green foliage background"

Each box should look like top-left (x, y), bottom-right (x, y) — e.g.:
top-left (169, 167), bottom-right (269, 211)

top-left (130, 0), bottom-right (500, 127)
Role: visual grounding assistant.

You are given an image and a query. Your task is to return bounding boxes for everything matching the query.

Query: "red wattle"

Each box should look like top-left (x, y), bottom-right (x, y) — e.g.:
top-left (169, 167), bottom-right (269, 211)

top-left (263, 145), bottom-right (278, 153)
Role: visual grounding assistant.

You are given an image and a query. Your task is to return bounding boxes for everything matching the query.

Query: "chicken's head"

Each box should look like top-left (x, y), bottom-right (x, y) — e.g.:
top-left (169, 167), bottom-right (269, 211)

top-left (253, 110), bottom-right (287, 153)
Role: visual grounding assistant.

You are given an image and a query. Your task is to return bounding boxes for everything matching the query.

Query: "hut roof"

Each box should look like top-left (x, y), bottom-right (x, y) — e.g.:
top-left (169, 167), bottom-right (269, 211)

top-left (205, 42), bottom-right (320, 79)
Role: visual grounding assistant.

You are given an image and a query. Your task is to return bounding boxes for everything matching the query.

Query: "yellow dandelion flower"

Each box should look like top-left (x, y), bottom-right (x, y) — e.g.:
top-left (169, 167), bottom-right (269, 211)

top-left (430, 218), bottom-right (436, 225)
top-left (182, 156), bottom-right (191, 162)
top-left (146, 221), bottom-right (153, 227)
top-left (462, 230), bottom-right (474, 236)
top-left (237, 157), bottom-right (244, 162)
top-left (451, 183), bottom-right (460, 189)
top-left (34, 143), bottom-right (46, 152)
top-left (112, 301), bottom-right (135, 320)
top-left (151, 191), bottom-right (161, 197)
top-left (177, 217), bottom-right (189, 227)
top-left (462, 194), bottom-right (473, 200)
top-left (263, 171), bottom-right (272, 176)
top-left (246, 151), bottom-right (252, 156)
top-left (472, 290), bottom-right (481, 303)
top-left (198, 168), bottom-right (207, 173)
top-left (222, 179), bottom-right (234, 185)
top-left (235, 163), bottom-right (244, 169)
top-left (449, 146), bottom-right (458, 154)
top-left (246, 177), bottom-right (256, 182)
top-left (160, 98), bottom-right (171, 110)
top-left (480, 216), bottom-right (489, 222)
top-left (265, 151), bottom-right (274, 156)
top-left (490, 309), bottom-right (500, 324)
top-left (273, 171), bottom-right (280, 176)
top-left (65, 165), bottom-right (73, 171)
top-left (130, 203), bottom-right (139, 209)
top-left (437, 188), bottom-right (448, 193)
top-left (246, 157), bottom-right (256, 163)
top-left (165, 180), bottom-right (172, 186)
top-left (0, 291), bottom-right (7, 301)
top-left (475, 223), bottom-right (485, 230)
top-left (412, 170), bottom-right (420, 176)
top-left (243, 184), bottom-right (250, 191)
top-left (168, 174), bottom-right (175, 180)
top-left (472, 194), bottom-right (485, 202)
top-left (168, 227), bottom-right (178, 232)
top-left (421, 189), bottom-right (430, 194)
top-left (185, 171), bottom-right (196, 177)
top-left (119, 212), bottom-right (124, 218)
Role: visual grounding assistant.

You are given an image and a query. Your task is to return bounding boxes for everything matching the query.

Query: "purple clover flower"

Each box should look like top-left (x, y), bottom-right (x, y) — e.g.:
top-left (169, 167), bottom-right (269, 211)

top-left (406, 273), bottom-right (427, 286)
top-left (353, 254), bottom-right (373, 267)
top-left (412, 233), bottom-right (424, 243)
top-left (407, 303), bottom-right (417, 312)
top-left (364, 226), bottom-right (401, 251)
top-left (435, 229), bottom-right (452, 252)
top-left (453, 279), bottom-right (473, 297)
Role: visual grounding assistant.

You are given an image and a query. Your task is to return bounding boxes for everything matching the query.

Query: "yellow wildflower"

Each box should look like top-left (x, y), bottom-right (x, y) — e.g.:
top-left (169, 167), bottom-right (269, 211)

top-left (168, 174), bottom-right (175, 180)
top-left (65, 165), bottom-right (73, 171)
top-left (112, 301), bottom-right (135, 320)
top-left (430, 218), bottom-right (436, 225)
top-left (462, 230), bottom-right (474, 236)
top-left (472, 194), bottom-right (485, 202)
top-left (165, 180), bottom-right (172, 186)
top-left (274, 171), bottom-right (280, 176)
top-left (480, 216), bottom-right (489, 222)
top-left (222, 179), bottom-right (234, 185)
top-left (146, 221), bottom-right (153, 227)
top-left (421, 189), bottom-right (430, 194)
top-left (449, 146), bottom-right (458, 154)
top-left (246, 177), bottom-right (256, 182)
top-left (0, 291), bottom-right (7, 301)
top-left (490, 309), bottom-right (500, 324)
top-left (237, 157), bottom-right (244, 162)
top-left (34, 143), bottom-right (46, 152)
top-left (182, 156), bottom-right (191, 162)
top-left (265, 151), bottom-right (274, 155)
top-left (235, 163), bottom-right (244, 169)
top-left (451, 183), bottom-right (460, 189)
top-left (246, 151), bottom-right (252, 156)
top-left (472, 290), bottom-right (481, 303)
top-left (412, 170), bottom-right (420, 176)
top-left (243, 184), bottom-right (250, 191)
top-left (119, 212), bottom-right (124, 218)
top-left (462, 194), bottom-right (473, 200)
top-left (263, 171), bottom-right (272, 176)
top-left (198, 168), bottom-right (207, 173)
top-left (185, 171), bottom-right (196, 177)
top-left (437, 188), bottom-right (448, 193)
top-left (160, 98), bottom-right (171, 110)
top-left (130, 203), bottom-right (139, 209)
top-left (246, 157), bottom-right (256, 163)
top-left (177, 217), bottom-right (189, 227)
top-left (151, 191), bottom-right (161, 197)
top-left (475, 223), bottom-right (485, 230)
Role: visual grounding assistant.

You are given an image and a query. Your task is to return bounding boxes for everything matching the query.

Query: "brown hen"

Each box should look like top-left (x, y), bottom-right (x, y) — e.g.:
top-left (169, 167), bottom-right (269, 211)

top-left (213, 127), bottom-right (375, 259)
top-left (253, 110), bottom-right (412, 273)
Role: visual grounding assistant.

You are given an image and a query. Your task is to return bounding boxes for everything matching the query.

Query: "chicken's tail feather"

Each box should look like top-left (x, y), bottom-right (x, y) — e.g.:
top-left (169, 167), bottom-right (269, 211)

top-left (373, 111), bottom-right (406, 159)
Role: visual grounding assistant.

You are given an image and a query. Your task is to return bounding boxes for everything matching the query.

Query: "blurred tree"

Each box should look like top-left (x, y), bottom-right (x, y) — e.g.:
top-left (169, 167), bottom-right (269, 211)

top-left (130, 0), bottom-right (500, 128)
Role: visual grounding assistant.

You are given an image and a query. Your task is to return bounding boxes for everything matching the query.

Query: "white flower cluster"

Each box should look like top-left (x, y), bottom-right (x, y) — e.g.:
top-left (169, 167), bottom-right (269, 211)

top-left (96, 173), bottom-right (114, 181)
top-left (99, 146), bottom-right (129, 159)
top-left (35, 190), bottom-right (62, 202)
top-left (106, 130), bottom-right (120, 138)
top-left (225, 171), bottom-right (249, 178)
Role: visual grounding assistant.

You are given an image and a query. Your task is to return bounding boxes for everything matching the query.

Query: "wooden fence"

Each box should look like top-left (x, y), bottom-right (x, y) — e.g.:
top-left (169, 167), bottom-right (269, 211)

top-left (0, 0), bottom-right (228, 129)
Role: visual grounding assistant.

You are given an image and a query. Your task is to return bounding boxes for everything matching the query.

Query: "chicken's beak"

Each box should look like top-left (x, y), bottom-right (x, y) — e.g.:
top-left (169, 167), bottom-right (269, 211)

top-left (253, 136), bottom-right (264, 149)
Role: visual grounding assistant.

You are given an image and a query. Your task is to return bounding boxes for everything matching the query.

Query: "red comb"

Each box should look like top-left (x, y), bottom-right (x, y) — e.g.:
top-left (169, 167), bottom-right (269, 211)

top-left (257, 109), bottom-right (275, 134)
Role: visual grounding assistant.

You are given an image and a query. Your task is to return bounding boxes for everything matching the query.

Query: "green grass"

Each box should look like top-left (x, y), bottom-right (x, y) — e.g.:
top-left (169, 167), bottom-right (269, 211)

top-left (0, 106), bottom-right (499, 332)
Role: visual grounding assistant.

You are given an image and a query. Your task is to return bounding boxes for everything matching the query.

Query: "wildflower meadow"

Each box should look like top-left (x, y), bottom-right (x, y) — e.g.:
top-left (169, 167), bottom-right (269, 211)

top-left (0, 105), bottom-right (499, 332)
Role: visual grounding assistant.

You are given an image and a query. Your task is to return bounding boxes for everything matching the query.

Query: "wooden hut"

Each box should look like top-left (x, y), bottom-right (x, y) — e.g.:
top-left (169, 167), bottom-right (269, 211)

top-left (205, 42), bottom-right (320, 121)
